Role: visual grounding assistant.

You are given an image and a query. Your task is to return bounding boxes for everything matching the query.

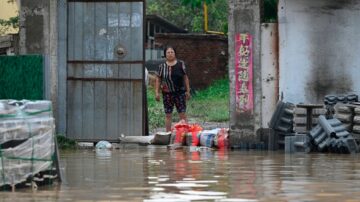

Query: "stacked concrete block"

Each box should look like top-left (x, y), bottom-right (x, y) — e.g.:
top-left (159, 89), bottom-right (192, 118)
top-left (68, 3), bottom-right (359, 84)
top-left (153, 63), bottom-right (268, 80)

top-left (333, 104), bottom-right (360, 143)
top-left (0, 100), bottom-right (58, 189)
top-left (352, 106), bottom-right (360, 140)
top-left (293, 107), bottom-right (326, 134)
top-left (268, 101), bottom-right (295, 149)
top-left (324, 94), bottom-right (358, 118)
top-left (308, 116), bottom-right (358, 154)
top-left (324, 94), bottom-right (358, 106)
top-left (334, 105), bottom-right (354, 132)
top-left (285, 134), bottom-right (311, 153)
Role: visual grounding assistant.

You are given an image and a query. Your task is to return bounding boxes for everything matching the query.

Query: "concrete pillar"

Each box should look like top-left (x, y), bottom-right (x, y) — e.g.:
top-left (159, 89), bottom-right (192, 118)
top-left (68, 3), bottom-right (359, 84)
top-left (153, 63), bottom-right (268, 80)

top-left (57, 0), bottom-right (67, 134)
top-left (19, 0), bottom-right (59, 131)
top-left (228, 0), bottom-right (262, 144)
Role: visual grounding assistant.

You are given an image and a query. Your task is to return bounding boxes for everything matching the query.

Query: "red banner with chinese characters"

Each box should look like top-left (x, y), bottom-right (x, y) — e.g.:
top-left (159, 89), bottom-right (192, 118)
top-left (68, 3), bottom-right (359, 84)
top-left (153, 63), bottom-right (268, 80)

top-left (235, 33), bottom-right (253, 113)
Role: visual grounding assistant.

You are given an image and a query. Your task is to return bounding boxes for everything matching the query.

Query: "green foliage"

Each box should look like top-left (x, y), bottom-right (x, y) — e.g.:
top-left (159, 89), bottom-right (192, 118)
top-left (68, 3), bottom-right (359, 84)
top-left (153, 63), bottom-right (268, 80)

top-left (147, 77), bottom-right (229, 131)
top-left (181, 0), bottom-right (215, 8)
top-left (190, 78), bottom-right (229, 101)
top-left (204, 0), bottom-right (228, 34)
top-left (187, 77), bottom-right (229, 122)
top-left (263, 0), bottom-right (278, 22)
top-left (0, 16), bottom-right (19, 35)
top-left (56, 135), bottom-right (77, 150)
top-left (191, 15), bottom-right (204, 32)
top-left (0, 1), bottom-right (19, 35)
top-left (146, 0), bottom-right (228, 33)
top-left (147, 87), bottom-right (165, 130)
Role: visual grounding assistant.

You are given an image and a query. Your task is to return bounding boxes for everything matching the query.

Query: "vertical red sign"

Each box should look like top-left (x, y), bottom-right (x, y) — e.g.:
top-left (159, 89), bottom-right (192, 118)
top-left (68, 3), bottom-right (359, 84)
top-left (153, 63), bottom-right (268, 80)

top-left (235, 33), bottom-right (253, 113)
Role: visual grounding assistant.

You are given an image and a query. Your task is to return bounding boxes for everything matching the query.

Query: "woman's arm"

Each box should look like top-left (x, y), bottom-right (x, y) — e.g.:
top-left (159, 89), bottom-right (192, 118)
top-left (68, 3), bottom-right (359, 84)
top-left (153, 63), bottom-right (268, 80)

top-left (155, 76), bottom-right (161, 101)
top-left (184, 75), bottom-right (191, 100)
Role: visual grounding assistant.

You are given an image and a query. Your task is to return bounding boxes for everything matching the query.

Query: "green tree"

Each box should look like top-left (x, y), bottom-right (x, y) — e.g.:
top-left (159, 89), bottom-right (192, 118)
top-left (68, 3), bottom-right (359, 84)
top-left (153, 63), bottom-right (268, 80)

top-left (181, 0), bottom-right (215, 9)
top-left (0, 0), bottom-right (19, 36)
top-left (0, 16), bottom-right (19, 35)
top-left (146, 0), bottom-right (228, 33)
top-left (263, 0), bottom-right (278, 22)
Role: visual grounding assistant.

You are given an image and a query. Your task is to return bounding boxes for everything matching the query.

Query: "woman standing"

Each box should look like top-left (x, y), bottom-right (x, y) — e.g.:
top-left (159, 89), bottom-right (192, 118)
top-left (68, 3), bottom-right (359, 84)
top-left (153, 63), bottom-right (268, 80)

top-left (155, 46), bottom-right (191, 132)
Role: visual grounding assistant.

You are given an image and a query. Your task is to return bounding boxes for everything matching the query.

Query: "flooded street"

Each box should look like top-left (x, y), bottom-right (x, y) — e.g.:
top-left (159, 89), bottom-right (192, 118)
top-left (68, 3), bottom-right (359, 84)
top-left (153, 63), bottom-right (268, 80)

top-left (2, 145), bottom-right (360, 201)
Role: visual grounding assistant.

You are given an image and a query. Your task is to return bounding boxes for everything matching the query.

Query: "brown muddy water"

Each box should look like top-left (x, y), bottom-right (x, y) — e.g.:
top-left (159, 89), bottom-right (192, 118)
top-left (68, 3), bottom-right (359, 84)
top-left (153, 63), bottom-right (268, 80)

top-left (1, 145), bottom-right (360, 202)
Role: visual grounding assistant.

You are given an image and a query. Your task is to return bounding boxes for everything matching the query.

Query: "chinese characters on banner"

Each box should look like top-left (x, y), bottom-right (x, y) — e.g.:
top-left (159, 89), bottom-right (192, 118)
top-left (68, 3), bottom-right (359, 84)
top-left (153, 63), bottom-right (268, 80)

top-left (235, 33), bottom-right (253, 113)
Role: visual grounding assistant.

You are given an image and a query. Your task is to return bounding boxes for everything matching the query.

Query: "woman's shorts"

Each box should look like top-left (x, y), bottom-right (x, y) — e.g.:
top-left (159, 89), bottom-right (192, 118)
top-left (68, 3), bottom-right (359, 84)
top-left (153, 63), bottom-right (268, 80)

top-left (162, 92), bottom-right (186, 114)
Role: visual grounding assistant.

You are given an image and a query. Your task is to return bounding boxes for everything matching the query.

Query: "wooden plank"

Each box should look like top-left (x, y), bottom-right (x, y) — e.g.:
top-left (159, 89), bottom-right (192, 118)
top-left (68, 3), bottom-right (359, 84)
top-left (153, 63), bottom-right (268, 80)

top-left (66, 80), bottom-right (75, 138)
top-left (117, 65), bottom-right (131, 79)
top-left (94, 79), bottom-right (107, 140)
top-left (74, 64), bottom-right (84, 140)
top-left (118, 65), bottom-right (131, 136)
top-left (82, 2), bottom-right (96, 140)
top-left (0, 35), bottom-right (12, 43)
top-left (67, 64), bottom-right (83, 139)
top-left (130, 65), bottom-right (143, 136)
top-left (130, 2), bottom-right (143, 61)
top-left (130, 63), bottom-right (143, 79)
top-left (107, 65), bottom-right (119, 139)
top-left (73, 2), bottom-right (84, 60)
top-left (106, 4), bottom-right (120, 138)
top-left (92, 3), bottom-right (108, 140)
top-left (131, 80), bottom-right (143, 136)
top-left (0, 41), bottom-right (11, 49)
top-left (129, 2), bottom-right (144, 135)
top-left (95, 3), bottom-right (107, 61)
top-left (0, 35), bottom-right (12, 49)
top-left (130, 2), bottom-right (143, 136)
top-left (67, 3), bottom-right (74, 60)
top-left (107, 2), bottom-right (119, 60)
top-left (58, 0), bottom-right (68, 134)
top-left (67, 3), bottom-right (74, 137)
top-left (118, 2), bottom-right (131, 61)
top-left (82, 80), bottom-right (95, 139)
top-left (67, 77), bottom-right (141, 81)
top-left (83, 2), bottom-right (95, 61)
top-left (68, 2), bottom-right (84, 140)
top-left (117, 3), bottom-right (131, 136)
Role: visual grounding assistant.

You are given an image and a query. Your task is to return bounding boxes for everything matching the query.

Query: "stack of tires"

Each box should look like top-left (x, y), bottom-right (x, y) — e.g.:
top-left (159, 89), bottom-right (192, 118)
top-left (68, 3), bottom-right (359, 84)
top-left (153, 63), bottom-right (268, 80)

top-left (293, 107), bottom-right (327, 134)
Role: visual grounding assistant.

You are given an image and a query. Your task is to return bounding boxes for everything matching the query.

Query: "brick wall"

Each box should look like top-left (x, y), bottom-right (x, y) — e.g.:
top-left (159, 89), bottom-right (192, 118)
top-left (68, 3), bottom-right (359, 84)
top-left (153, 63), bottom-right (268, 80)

top-left (155, 33), bottom-right (228, 90)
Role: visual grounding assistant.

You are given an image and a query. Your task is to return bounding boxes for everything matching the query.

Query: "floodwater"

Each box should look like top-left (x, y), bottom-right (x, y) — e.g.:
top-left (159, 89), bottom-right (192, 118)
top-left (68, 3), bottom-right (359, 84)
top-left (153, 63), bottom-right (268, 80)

top-left (2, 145), bottom-right (360, 202)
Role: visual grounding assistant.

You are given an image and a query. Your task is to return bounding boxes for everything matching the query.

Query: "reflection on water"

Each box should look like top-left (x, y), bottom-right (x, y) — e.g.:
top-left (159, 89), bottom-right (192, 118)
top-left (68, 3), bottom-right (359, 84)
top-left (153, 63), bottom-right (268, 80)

top-left (1, 145), bottom-right (360, 201)
top-left (95, 149), bottom-right (112, 159)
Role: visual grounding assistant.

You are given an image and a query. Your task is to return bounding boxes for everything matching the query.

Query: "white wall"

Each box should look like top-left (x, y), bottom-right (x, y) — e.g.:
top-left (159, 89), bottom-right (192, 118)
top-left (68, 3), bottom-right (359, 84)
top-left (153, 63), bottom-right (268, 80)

top-left (261, 23), bottom-right (278, 128)
top-left (279, 0), bottom-right (360, 104)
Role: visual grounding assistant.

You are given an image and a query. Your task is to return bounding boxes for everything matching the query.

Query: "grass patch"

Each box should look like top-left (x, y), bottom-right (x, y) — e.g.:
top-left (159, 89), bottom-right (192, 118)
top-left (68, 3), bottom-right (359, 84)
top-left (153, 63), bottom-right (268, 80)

top-left (56, 134), bottom-right (77, 150)
top-left (187, 78), bottom-right (229, 122)
top-left (147, 77), bottom-right (229, 131)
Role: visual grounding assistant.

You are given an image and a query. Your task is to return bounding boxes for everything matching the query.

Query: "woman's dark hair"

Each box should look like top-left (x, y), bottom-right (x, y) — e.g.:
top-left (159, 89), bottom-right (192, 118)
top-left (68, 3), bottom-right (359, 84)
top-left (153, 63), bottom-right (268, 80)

top-left (163, 45), bottom-right (176, 57)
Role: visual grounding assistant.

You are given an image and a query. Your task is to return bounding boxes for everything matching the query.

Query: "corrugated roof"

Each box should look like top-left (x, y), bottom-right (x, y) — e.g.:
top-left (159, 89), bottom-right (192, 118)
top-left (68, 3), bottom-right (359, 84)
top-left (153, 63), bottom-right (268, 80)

top-left (146, 14), bottom-right (188, 33)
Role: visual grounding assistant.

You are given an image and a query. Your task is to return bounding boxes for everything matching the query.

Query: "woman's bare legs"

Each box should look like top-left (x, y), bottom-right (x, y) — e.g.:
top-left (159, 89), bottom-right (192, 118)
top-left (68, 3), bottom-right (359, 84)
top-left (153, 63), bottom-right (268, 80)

top-left (165, 113), bottom-right (172, 132)
top-left (179, 112), bottom-right (187, 122)
top-left (165, 112), bottom-right (187, 132)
